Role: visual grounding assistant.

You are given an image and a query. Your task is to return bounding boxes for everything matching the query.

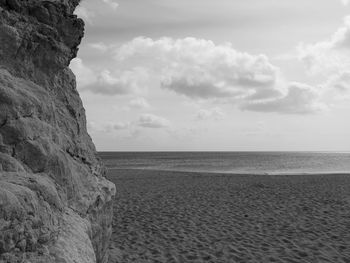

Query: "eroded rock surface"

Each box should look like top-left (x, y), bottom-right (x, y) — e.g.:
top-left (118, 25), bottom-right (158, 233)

top-left (0, 1), bottom-right (116, 262)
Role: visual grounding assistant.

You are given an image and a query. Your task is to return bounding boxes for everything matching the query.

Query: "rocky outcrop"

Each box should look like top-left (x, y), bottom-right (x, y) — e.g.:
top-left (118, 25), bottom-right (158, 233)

top-left (0, 1), bottom-right (116, 262)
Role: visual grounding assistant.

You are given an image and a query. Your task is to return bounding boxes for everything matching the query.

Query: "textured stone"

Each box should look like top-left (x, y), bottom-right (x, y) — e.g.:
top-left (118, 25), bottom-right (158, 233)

top-left (0, 1), bottom-right (115, 262)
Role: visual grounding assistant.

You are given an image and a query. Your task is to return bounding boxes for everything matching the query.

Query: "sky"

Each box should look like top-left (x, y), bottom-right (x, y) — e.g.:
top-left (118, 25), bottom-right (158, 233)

top-left (71, 0), bottom-right (350, 151)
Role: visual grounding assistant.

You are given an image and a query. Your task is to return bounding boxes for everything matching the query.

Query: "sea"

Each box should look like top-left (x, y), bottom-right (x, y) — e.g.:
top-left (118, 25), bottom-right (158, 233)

top-left (98, 152), bottom-right (350, 175)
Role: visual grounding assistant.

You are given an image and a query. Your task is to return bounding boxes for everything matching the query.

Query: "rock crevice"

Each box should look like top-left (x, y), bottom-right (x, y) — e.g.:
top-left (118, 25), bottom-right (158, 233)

top-left (0, 1), bottom-right (116, 262)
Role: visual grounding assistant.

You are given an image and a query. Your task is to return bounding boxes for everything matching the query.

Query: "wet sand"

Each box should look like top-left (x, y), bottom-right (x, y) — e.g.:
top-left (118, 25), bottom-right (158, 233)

top-left (107, 169), bottom-right (350, 263)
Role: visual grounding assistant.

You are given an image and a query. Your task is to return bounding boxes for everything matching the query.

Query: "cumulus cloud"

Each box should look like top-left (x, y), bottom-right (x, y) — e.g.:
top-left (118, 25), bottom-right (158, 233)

top-left (88, 42), bottom-right (109, 52)
top-left (72, 36), bottom-right (338, 115)
top-left (138, 114), bottom-right (171, 128)
top-left (87, 69), bottom-right (145, 95)
top-left (74, 6), bottom-right (95, 25)
top-left (298, 16), bottom-right (350, 74)
top-left (116, 37), bottom-right (279, 100)
top-left (70, 58), bottom-right (95, 87)
top-left (74, 0), bottom-right (118, 25)
top-left (128, 97), bottom-right (150, 109)
top-left (195, 108), bottom-right (225, 120)
top-left (114, 37), bottom-right (325, 114)
top-left (296, 15), bottom-right (350, 104)
top-left (70, 58), bottom-right (148, 95)
top-left (242, 82), bottom-right (327, 114)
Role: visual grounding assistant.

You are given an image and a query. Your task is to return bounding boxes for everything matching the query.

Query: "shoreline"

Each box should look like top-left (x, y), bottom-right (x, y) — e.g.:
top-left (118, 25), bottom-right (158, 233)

top-left (107, 167), bottom-right (350, 177)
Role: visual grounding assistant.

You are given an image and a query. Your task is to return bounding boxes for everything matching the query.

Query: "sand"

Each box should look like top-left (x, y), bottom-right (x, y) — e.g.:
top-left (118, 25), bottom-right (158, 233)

top-left (107, 169), bottom-right (350, 263)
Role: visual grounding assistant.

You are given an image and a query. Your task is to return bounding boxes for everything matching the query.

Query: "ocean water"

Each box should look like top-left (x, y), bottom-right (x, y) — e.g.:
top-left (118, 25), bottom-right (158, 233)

top-left (98, 152), bottom-right (350, 175)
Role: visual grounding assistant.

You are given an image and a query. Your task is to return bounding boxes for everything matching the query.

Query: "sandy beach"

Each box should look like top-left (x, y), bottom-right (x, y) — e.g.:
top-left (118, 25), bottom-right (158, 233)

top-left (107, 169), bottom-right (350, 263)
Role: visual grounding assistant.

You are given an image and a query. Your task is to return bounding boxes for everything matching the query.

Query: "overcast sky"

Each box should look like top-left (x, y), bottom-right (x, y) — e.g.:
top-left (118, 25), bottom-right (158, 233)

top-left (71, 0), bottom-right (350, 151)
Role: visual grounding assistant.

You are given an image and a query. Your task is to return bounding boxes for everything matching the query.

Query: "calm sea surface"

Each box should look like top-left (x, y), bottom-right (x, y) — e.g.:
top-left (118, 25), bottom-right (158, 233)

top-left (98, 152), bottom-right (350, 175)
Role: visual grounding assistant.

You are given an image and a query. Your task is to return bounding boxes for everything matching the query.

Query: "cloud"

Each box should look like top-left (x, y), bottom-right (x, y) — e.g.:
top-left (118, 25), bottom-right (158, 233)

top-left (128, 97), bottom-right (150, 109)
top-left (102, 0), bottom-right (119, 10)
top-left (195, 108), bottom-right (225, 120)
top-left (341, 0), bottom-right (349, 5)
top-left (298, 16), bottom-right (350, 74)
top-left (113, 122), bottom-right (130, 130)
top-left (70, 58), bottom-right (95, 87)
top-left (88, 42), bottom-right (109, 52)
top-left (114, 37), bottom-right (326, 114)
top-left (74, 6), bottom-right (95, 25)
top-left (88, 121), bottom-right (129, 133)
top-left (296, 15), bottom-right (350, 104)
top-left (323, 71), bottom-right (350, 101)
top-left (242, 82), bottom-right (327, 114)
top-left (326, 71), bottom-right (350, 92)
top-left (138, 114), bottom-right (171, 128)
top-left (116, 37), bottom-right (279, 100)
top-left (74, 0), bottom-right (118, 25)
top-left (87, 69), bottom-right (145, 95)
top-left (70, 58), bottom-right (148, 95)
top-left (72, 36), bottom-right (339, 115)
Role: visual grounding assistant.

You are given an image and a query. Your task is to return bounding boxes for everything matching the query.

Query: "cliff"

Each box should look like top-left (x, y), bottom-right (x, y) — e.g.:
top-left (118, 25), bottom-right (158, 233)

top-left (0, 1), bottom-right (116, 262)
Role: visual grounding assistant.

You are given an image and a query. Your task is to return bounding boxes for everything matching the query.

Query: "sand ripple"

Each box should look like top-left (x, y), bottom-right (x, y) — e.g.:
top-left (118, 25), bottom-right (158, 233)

top-left (108, 170), bottom-right (350, 263)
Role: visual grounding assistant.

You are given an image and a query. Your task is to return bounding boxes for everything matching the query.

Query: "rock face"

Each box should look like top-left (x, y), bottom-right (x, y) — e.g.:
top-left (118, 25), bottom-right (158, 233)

top-left (0, 1), bottom-right (116, 262)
